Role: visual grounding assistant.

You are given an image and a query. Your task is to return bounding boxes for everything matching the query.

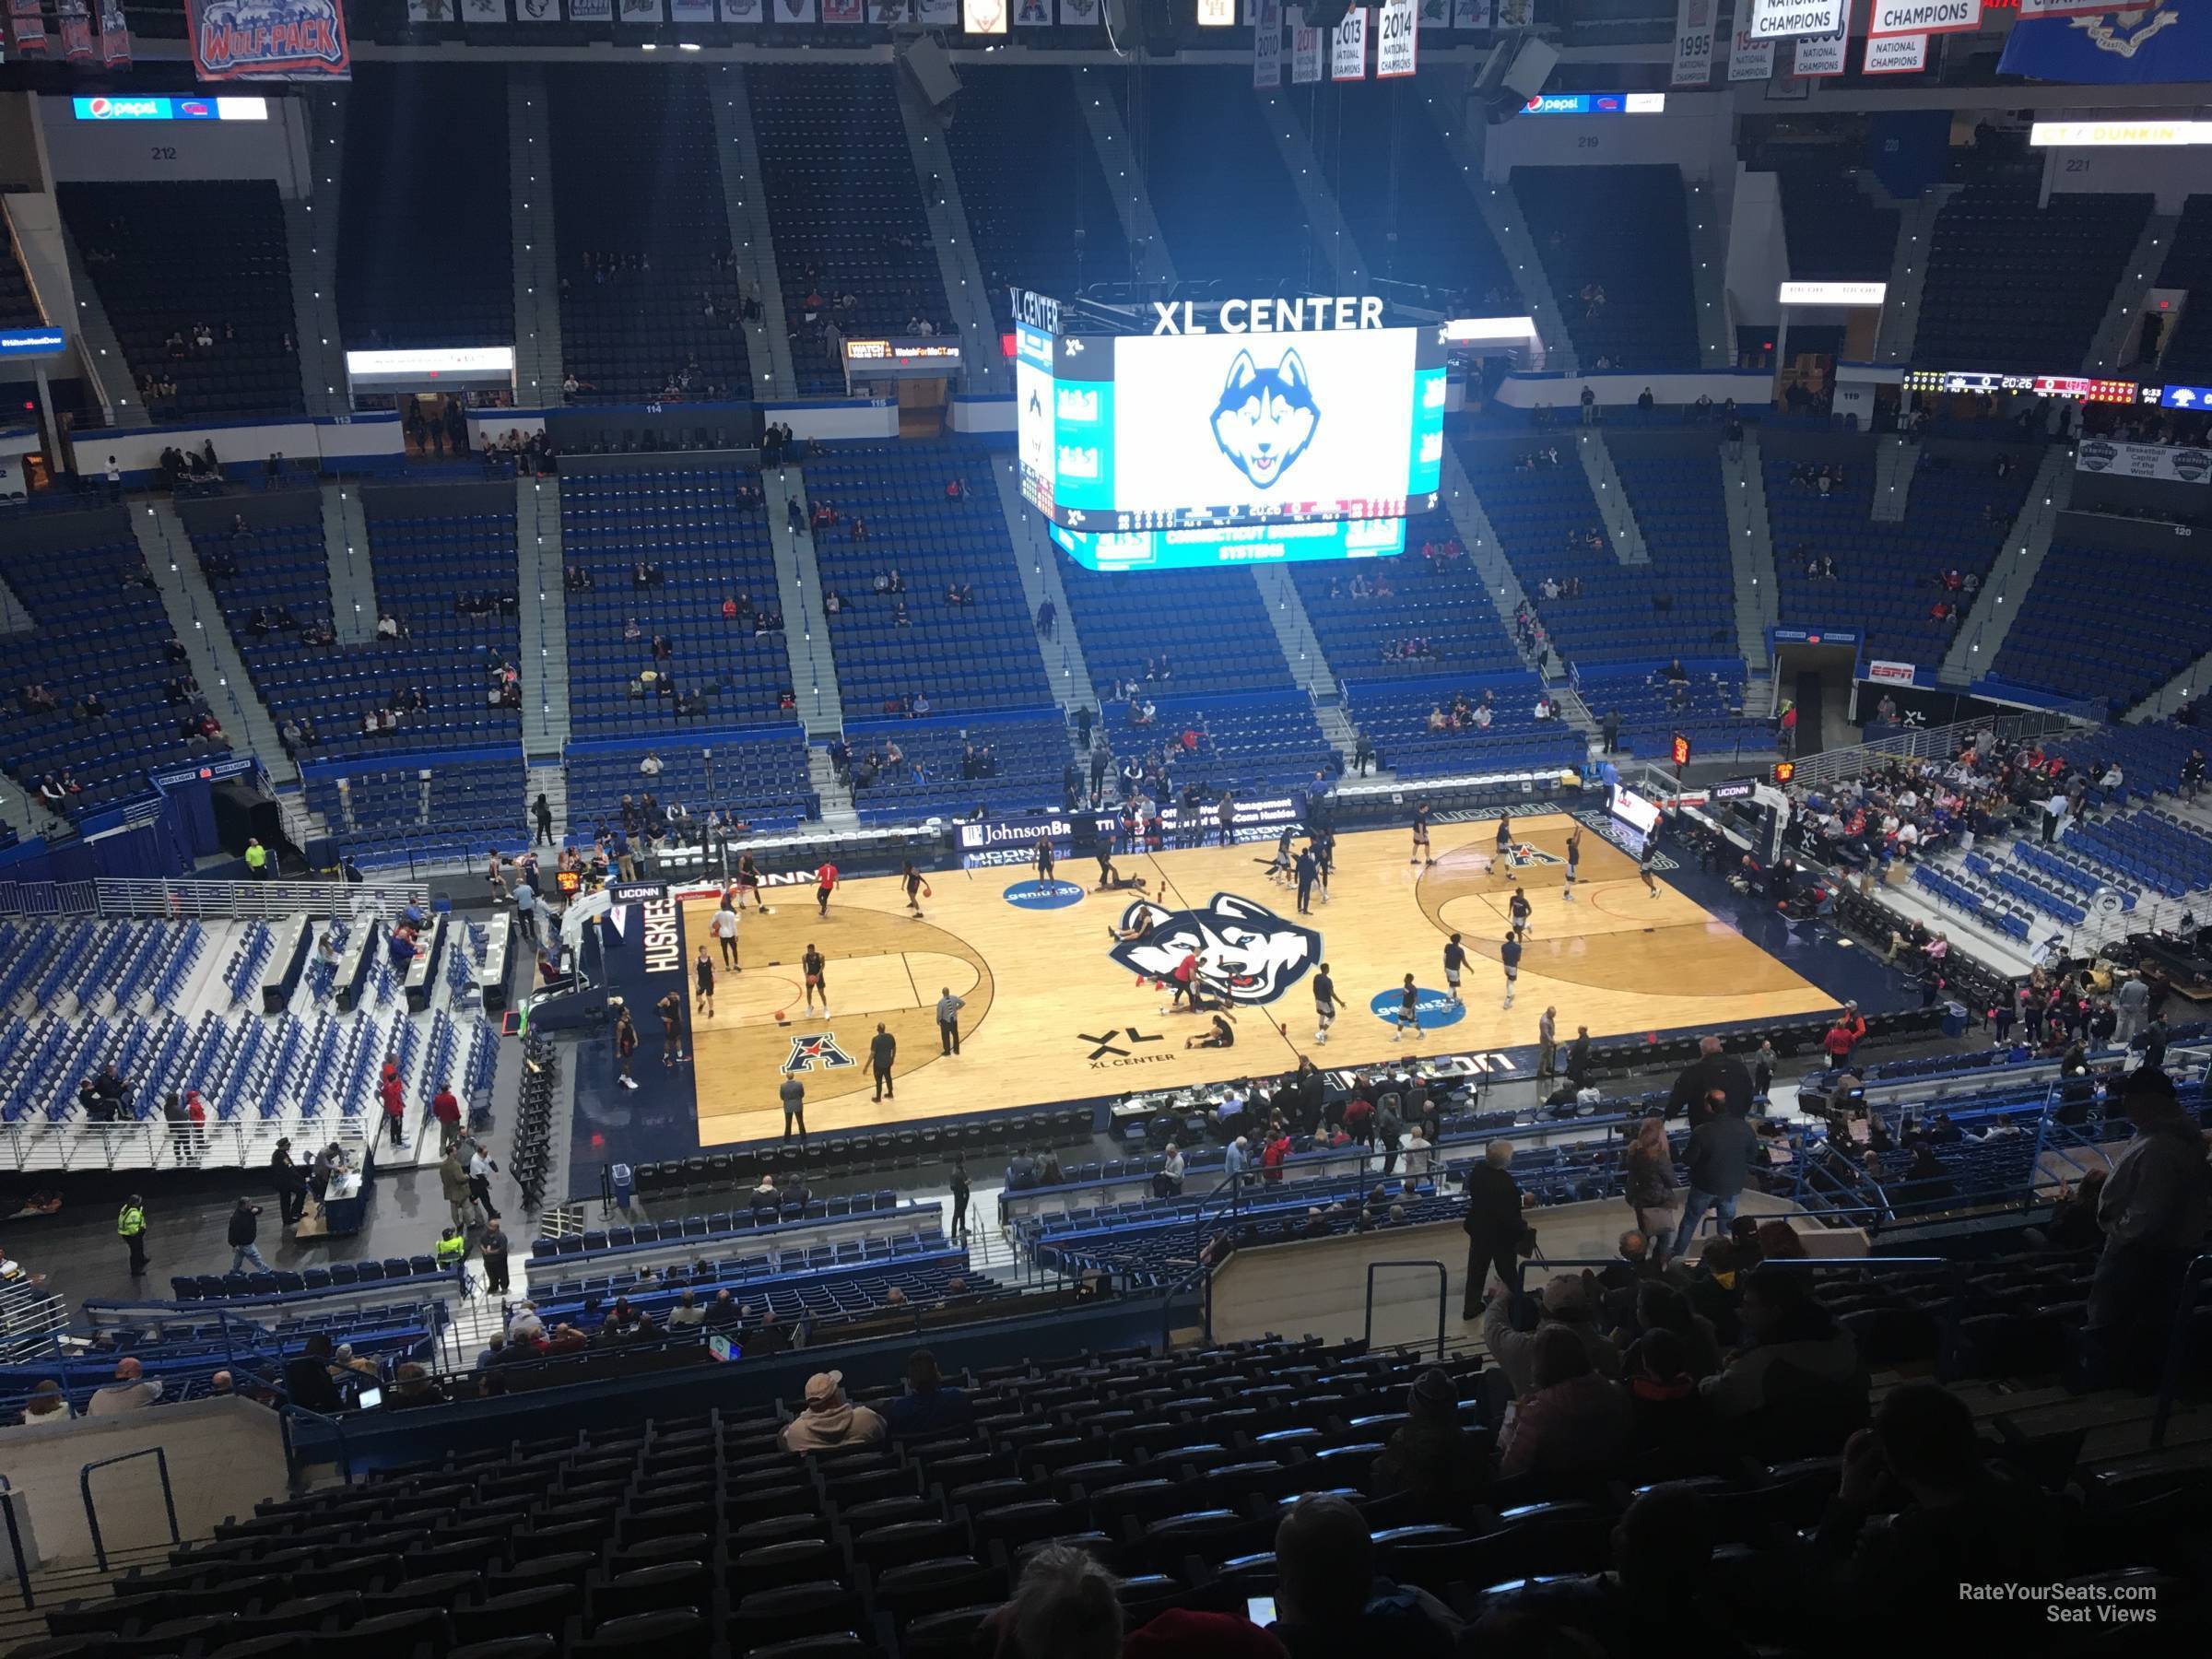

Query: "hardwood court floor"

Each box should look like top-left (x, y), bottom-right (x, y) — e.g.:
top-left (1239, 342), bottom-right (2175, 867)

top-left (686, 814), bottom-right (1835, 1147)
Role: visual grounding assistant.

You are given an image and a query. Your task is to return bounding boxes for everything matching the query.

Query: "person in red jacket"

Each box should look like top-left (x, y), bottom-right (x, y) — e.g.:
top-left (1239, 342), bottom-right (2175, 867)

top-left (380, 1063), bottom-right (406, 1149)
top-left (1260, 1131), bottom-right (1292, 1183)
top-left (431, 1085), bottom-right (462, 1154)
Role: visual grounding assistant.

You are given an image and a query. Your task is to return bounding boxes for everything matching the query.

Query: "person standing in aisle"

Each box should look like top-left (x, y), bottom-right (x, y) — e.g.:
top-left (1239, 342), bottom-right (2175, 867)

top-left (694, 947), bottom-right (716, 1019)
top-left (467, 1142), bottom-right (501, 1222)
top-left (1537, 1006), bottom-right (1558, 1079)
top-left (1312, 961), bottom-right (1337, 1045)
top-left (949, 1154), bottom-right (971, 1245)
top-left (870, 1022), bottom-right (898, 1102)
top-left (271, 1138), bottom-right (308, 1227)
top-left (709, 897), bottom-right (740, 971)
top-left (118, 1195), bottom-right (148, 1277)
top-left (815, 859), bottom-right (838, 918)
top-left (480, 1218), bottom-right (511, 1296)
top-left (512, 877), bottom-right (539, 946)
top-left (936, 986), bottom-right (964, 1055)
top-left (226, 1198), bottom-right (268, 1276)
top-left (1442, 933), bottom-right (1466, 1006)
top-left (533, 792), bottom-right (554, 847)
top-left (1500, 929), bottom-right (1524, 1010)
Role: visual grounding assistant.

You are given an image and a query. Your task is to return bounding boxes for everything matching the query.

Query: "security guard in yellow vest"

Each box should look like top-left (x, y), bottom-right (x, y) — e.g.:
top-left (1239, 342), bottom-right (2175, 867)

top-left (433, 1226), bottom-right (468, 1277)
top-left (117, 1195), bottom-right (148, 1275)
top-left (243, 838), bottom-right (269, 878)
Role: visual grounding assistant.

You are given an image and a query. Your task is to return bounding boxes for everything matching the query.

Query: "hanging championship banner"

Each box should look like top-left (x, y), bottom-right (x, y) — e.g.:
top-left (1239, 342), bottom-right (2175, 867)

top-left (1791, 24), bottom-right (1844, 72)
top-left (1290, 5), bottom-right (1322, 80)
top-left (1728, 25), bottom-right (1776, 79)
top-left (718, 0), bottom-right (759, 18)
top-left (514, 0), bottom-right (557, 18)
top-left (59, 0), bottom-right (94, 61)
top-left (963, 0), bottom-right (1005, 29)
top-left (824, 0), bottom-right (861, 20)
top-left (464, 0), bottom-right (507, 18)
top-left (1057, 0), bottom-right (1096, 21)
top-left (1253, 0), bottom-right (1282, 88)
top-left (569, 0), bottom-right (614, 18)
top-left (1450, 0), bottom-right (1480, 23)
top-left (1492, 0), bottom-right (1534, 24)
top-left (1670, 0), bottom-right (1716, 86)
top-left (1418, 0), bottom-right (1447, 31)
top-left (10, 0), bottom-right (50, 53)
top-left (2018, 0), bottom-right (2122, 13)
top-left (407, 0), bottom-right (450, 18)
top-left (188, 0), bottom-right (352, 79)
top-left (1014, 0), bottom-right (1051, 26)
top-left (618, 0), bottom-right (665, 21)
top-left (1864, 29), bottom-right (1928, 70)
top-left (1868, 0), bottom-right (1977, 37)
top-left (1376, 0), bottom-right (1415, 76)
top-left (672, 0), bottom-right (716, 20)
top-left (1747, 0), bottom-right (1845, 40)
top-left (98, 0), bottom-right (130, 62)
top-left (774, 0), bottom-right (816, 18)
top-left (1331, 6), bottom-right (1366, 78)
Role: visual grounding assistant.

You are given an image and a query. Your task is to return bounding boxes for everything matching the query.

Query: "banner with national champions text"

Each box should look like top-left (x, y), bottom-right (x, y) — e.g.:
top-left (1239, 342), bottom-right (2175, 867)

top-left (1290, 6), bottom-right (1323, 80)
top-left (1866, 0), bottom-right (1978, 37)
top-left (1253, 0), bottom-right (1283, 87)
top-left (1376, 0), bottom-right (1416, 76)
top-left (1670, 0), bottom-right (1717, 87)
top-left (1747, 0), bottom-right (1846, 41)
top-left (188, 0), bottom-right (352, 80)
top-left (1728, 24), bottom-right (1776, 78)
top-left (1331, 6), bottom-right (1368, 77)
top-left (1791, 24), bottom-right (1846, 73)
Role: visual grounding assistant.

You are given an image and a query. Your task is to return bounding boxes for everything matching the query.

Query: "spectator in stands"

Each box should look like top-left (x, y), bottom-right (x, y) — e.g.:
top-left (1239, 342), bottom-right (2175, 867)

top-left (780, 1369), bottom-right (885, 1452)
top-left (1499, 1324), bottom-right (1631, 1479)
top-left (1670, 1094), bottom-right (1758, 1259)
top-left (1483, 1276), bottom-right (1619, 1399)
top-left (1625, 1115), bottom-right (1679, 1258)
top-left (1460, 1141), bottom-right (1527, 1315)
top-left (225, 1198), bottom-right (268, 1276)
top-left (884, 1347), bottom-right (972, 1436)
top-left (1369, 1364), bottom-right (1488, 1512)
top-left (1700, 1264), bottom-right (1865, 1436)
top-left (2087, 1066), bottom-right (2211, 1382)
top-left (86, 1357), bottom-right (163, 1417)
top-left (18, 1380), bottom-right (72, 1429)
top-left (1269, 1492), bottom-right (1458, 1656)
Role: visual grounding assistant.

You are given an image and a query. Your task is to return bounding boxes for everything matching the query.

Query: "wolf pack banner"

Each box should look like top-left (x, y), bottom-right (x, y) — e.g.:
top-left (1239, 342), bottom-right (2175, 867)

top-left (1670, 0), bottom-right (1716, 85)
top-left (59, 0), bottom-right (94, 60)
top-left (1331, 6), bottom-right (1367, 76)
top-left (1864, 29), bottom-right (1928, 70)
top-left (2001, 6), bottom-right (2208, 84)
top-left (1253, 0), bottom-right (1282, 87)
top-left (1014, 0), bottom-right (1051, 26)
top-left (1728, 25), bottom-right (1776, 77)
top-left (1375, 0), bottom-right (1415, 76)
top-left (9, 0), bottom-right (46, 54)
top-left (618, 0), bottom-right (665, 20)
top-left (1867, 0), bottom-right (1977, 36)
top-left (2075, 440), bottom-right (2211, 485)
top-left (1290, 5), bottom-right (1322, 78)
top-left (1792, 23), bottom-right (1845, 72)
top-left (98, 0), bottom-right (127, 61)
top-left (1747, 0), bottom-right (1846, 39)
top-left (671, 0), bottom-right (715, 19)
top-left (189, 0), bottom-right (352, 79)
top-left (1057, 0), bottom-right (1096, 22)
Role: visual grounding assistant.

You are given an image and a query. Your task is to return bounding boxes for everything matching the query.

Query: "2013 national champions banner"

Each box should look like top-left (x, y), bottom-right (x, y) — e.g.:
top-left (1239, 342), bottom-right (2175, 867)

top-left (187, 0), bottom-right (351, 80)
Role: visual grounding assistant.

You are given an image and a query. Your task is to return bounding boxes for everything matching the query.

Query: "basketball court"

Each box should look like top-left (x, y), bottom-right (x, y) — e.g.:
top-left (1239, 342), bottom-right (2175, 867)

top-left (671, 812), bottom-right (1841, 1147)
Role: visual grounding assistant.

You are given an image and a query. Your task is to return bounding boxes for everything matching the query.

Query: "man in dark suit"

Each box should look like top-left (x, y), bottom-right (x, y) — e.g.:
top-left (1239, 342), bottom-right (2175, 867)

top-left (1665, 1036), bottom-right (1755, 1124)
top-left (1461, 1141), bottom-right (1527, 1318)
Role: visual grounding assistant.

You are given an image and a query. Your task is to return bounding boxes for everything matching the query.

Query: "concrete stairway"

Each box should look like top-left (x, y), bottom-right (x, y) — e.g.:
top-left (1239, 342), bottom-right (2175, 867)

top-left (1869, 435), bottom-right (1920, 524)
top-left (2131, 641), bottom-right (2212, 723)
top-left (1425, 105), bottom-right (1575, 373)
top-left (1721, 429), bottom-right (1780, 670)
top-left (1874, 184), bottom-right (1958, 365)
top-left (54, 213), bottom-right (137, 426)
top-left (1251, 566), bottom-right (1339, 705)
top-left (762, 468), bottom-right (845, 740)
top-left (1256, 90), bottom-right (1368, 292)
top-left (809, 748), bottom-right (858, 830)
top-left (0, 567), bottom-right (33, 634)
top-left (1576, 430), bottom-right (1649, 564)
top-left (1074, 65), bottom-right (1178, 288)
top-left (507, 66), bottom-right (565, 408)
top-left (0, 1541), bottom-right (182, 1653)
top-left (896, 74), bottom-right (1006, 395)
top-left (987, 453), bottom-right (1098, 713)
top-left (1439, 446), bottom-right (1549, 677)
top-left (1685, 178), bottom-right (1734, 369)
top-left (1941, 442), bottom-right (2071, 687)
top-left (711, 67), bottom-right (798, 400)
top-left (2086, 211), bottom-right (2179, 377)
top-left (135, 498), bottom-right (296, 786)
top-left (289, 89), bottom-right (350, 417)
top-left (524, 758), bottom-right (567, 841)
top-left (321, 481), bottom-right (377, 645)
top-left (515, 473), bottom-right (571, 761)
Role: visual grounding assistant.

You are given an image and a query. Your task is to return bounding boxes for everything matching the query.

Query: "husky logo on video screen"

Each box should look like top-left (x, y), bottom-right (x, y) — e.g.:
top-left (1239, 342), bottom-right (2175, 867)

top-left (1211, 349), bottom-right (1319, 490)
top-left (1108, 891), bottom-right (1319, 1006)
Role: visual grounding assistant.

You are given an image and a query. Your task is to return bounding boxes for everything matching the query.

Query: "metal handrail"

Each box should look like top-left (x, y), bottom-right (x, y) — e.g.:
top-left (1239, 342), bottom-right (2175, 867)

top-left (2151, 1250), bottom-right (2212, 1450)
top-left (0, 1477), bottom-right (32, 1610)
top-left (1362, 1259), bottom-right (1449, 1362)
top-left (79, 1446), bottom-right (180, 1572)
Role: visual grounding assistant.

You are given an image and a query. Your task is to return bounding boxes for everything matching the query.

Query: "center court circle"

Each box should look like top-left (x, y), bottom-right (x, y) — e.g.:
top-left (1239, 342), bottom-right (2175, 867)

top-left (1368, 987), bottom-right (1467, 1030)
top-left (1004, 878), bottom-right (1085, 911)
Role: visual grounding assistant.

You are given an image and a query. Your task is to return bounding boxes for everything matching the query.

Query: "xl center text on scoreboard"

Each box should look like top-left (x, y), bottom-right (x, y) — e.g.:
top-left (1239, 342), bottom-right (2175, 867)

top-left (1015, 288), bottom-right (1445, 571)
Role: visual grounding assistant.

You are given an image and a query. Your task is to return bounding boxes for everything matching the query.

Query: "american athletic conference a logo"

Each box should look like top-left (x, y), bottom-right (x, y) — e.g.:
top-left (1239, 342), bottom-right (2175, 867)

top-left (783, 1033), bottom-right (855, 1073)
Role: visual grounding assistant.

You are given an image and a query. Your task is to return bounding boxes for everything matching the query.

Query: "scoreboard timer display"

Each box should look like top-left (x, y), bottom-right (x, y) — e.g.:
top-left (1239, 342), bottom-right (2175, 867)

top-left (1905, 369), bottom-right (2137, 404)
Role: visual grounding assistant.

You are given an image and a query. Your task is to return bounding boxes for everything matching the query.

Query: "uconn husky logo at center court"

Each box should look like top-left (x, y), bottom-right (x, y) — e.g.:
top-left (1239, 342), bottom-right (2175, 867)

top-left (1107, 891), bottom-right (1319, 1006)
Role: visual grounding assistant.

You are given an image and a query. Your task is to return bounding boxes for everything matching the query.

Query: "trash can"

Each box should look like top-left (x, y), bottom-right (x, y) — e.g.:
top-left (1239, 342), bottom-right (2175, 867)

top-left (611, 1161), bottom-right (633, 1212)
top-left (1940, 1001), bottom-right (1969, 1040)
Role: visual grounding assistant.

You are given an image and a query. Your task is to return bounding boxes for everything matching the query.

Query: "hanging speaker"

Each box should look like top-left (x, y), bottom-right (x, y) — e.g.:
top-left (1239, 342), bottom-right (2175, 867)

top-left (899, 37), bottom-right (962, 107)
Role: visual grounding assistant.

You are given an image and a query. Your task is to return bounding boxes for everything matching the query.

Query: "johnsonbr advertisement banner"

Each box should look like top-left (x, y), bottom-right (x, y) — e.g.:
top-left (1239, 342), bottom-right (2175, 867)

top-left (187, 0), bottom-right (352, 80)
top-left (954, 795), bottom-right (1306, 854)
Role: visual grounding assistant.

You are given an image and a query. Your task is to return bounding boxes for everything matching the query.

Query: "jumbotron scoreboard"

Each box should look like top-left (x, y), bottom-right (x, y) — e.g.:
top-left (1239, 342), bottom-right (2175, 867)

top-left (1015, 288), bottom-right (1446, 571)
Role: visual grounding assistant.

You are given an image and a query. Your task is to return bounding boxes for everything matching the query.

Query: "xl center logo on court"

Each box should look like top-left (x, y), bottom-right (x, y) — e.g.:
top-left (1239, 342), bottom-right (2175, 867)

top-left (1105, 891), bottom-right (1320, 1007)
top-left (1077, 1025), bottom-right (1169, 1066)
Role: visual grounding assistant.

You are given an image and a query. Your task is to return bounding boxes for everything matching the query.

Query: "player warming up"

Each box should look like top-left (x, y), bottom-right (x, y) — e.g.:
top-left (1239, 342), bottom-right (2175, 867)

top-left (1312, 960), bottom-right (1337, 1044)
top-left (1033, 833), bottom-right (1055, 883)
top-left (1510, 886), bottom-right (1534, 939)
top-left (1639, 838), bottom-right (1660, 898)
top-left (1392, 974), bottom-right (1421, 1041)
top-left (901, 860), bottom-right (931, 919)
top-left (801, 943), bottom-right (830, 1015)
top-left (815, 860), bottom-right (839, 918)
top-left (735, 852), bottom-right (771, 913)
top-left (1442, 932), bottom-right (1466, 1006)
top-left (693, 947), bottom-right (715, 1018)
top-left (1494, 813), bottom-right (1512, 870)
top-left (1562, 826), bottom-right (1583, 903)
top-left (1500, 928), bottom-right (1524, 1010)
top-left (1411, 802), bottom-right (1434, 865)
